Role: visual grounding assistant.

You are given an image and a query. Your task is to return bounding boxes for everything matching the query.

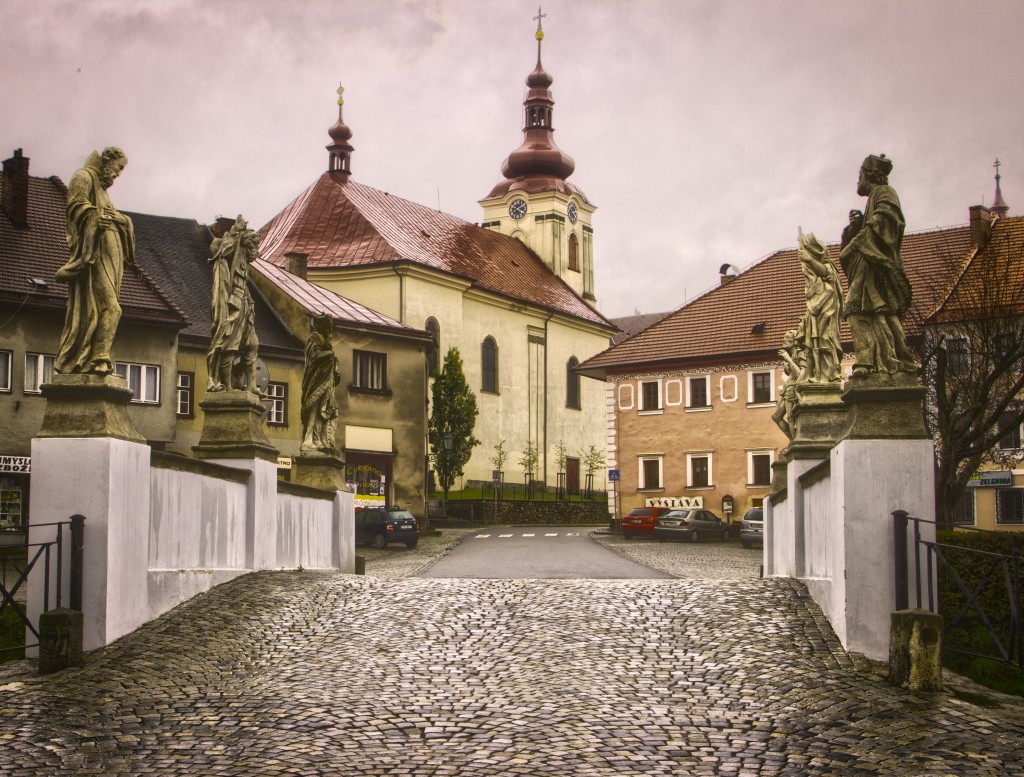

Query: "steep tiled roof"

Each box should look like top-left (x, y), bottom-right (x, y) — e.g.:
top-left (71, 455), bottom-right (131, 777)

top-left (0, 175), bottom-right (187, 326)
top-left (579, 224), bottom-right (973, 376)
top-left (253, 259), bottom-right (432, 341)
top-left (610, 311), bottom-right (667, 345)
top-left (259, 173), bottom-right (612, 330)
top-left (927, 215), bottom-right (1024, 323)
top-left (129, 211), bottom-right (300, 353)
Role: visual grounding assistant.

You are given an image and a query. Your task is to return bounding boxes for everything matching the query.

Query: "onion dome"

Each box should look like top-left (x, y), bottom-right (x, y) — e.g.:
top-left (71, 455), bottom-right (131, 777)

top-left (327, 84), bottom-right (353, 179)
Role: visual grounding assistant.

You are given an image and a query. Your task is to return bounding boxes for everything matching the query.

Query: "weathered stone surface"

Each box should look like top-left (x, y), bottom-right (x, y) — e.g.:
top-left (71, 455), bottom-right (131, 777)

top-left (191, 389), bottom-right (278, 461)
top-left (37, 373), bottom-right (145, 443)
top-left (841, 374), bottom-right (929, 440)
top-left (37, 607), bottom-right (83, 675)
top-left (786, 382), bottom-right (846, 460)
top-left (888, 608), bottom-right (943, 691)
top-left (292, 452), bottom-right (345, 491)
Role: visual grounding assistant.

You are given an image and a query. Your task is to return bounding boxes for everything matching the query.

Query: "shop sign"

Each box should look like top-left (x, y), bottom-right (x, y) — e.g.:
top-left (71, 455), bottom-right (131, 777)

top-left (0, 456), bottom-right (30, 473)
top-left (966, 471), bottom-right (1013, 488)
top-left (645, 495), bottom-right (703, 509)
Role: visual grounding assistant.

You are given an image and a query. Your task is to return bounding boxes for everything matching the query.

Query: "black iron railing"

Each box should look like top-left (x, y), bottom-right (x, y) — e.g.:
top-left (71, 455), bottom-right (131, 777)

top-left (0, 515), bottom-right (84, 656)
top-left (894, 509), bottom-right (1023, 669)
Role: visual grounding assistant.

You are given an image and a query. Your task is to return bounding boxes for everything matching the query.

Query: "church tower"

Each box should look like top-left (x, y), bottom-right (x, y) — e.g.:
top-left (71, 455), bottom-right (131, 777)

top-left (479, 9), bottom-right (597, 302)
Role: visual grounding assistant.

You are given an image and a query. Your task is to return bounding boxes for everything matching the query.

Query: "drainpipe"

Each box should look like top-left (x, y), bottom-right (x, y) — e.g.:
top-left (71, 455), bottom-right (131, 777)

top-left (543, 311), bottom-right (553, 485)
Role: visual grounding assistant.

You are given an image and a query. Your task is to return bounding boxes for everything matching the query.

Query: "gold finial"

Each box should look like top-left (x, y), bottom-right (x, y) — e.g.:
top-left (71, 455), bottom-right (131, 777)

top-left (534, 6), bottom-right (546, 40)
top-left (337, 84), bottom-right (345, 106)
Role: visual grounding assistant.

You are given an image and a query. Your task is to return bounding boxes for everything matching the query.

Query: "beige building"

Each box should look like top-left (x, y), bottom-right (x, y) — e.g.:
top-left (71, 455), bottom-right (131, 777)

top-left (258, 30), bottom-right (615, 492)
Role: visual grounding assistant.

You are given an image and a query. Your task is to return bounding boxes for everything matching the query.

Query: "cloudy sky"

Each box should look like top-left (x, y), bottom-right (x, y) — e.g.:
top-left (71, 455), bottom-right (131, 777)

top-left (2, 0), bottom-right (1021, 319)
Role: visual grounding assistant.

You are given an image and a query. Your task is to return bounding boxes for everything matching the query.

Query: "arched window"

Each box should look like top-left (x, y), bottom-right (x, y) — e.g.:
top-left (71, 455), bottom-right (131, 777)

top-left (566, 356), bottom-right (581, 409)
top-left (482, 337), bottom-right (499, 393)
top-left (425, 318), bottom-right (440, 377)
top-left (568, 233), bottom-right (579, 271)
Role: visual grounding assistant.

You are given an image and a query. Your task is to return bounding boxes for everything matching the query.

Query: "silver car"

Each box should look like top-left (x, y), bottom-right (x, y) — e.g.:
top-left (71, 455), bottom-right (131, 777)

top-left (654, 509), bottom-right (731, 543)
top-left (740, 507), bottom-right (763, 549)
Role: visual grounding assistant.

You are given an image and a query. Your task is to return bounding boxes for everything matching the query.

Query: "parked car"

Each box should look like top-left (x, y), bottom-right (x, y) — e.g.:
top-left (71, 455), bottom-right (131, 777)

top-left (355, 507), bottom-right (420, 549)
top-left (654, 509), bottom-right (731, 543)
top-left (621, 506), bottom-right (673, 539)
top-left (740, 507), bottom-right (764, 549)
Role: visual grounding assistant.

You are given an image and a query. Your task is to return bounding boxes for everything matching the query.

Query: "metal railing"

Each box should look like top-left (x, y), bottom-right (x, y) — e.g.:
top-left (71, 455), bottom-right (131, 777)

top-left (0, 515), bottom-right (84, 657)
top-left (894, 509), bottom-right (1023, 669)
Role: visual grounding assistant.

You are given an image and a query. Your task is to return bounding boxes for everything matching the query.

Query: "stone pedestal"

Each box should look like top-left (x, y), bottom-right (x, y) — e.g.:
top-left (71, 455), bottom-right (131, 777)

top-left (789, 382), bottom-right (847, 458)
top-left (842, 372), bottom-right (929, 440)
top-left (888, 608), bottom-right (943, 691)
top-left (38, 374), bottom-right (145, 444)
top-left (192, 389), bottom-right (278, 462)
top-left (293, 453), bottom-right (346, 491)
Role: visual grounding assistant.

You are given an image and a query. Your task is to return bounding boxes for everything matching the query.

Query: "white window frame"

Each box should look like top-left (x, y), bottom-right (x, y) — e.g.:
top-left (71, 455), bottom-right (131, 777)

top-left (748, 369), bottom-right (775, 406)
top-left (685, 375), bottom-right (711, 411)
top-left (175, 372), bottom-right (194, 417)
top-left (747, 449), bottom-right (775, 487)
top-left (266, 381), bottom-right (287, 426)
top-left (719, 375), bottom-right (738, 403)
top-left (686, 451), bottom-right (713, 489)
top-left (114, 361), bottom-right (161, 404)
top-left (0, 350), bottom-right (11, 392)
top-left (638, 380), bottom-right (663, 414)
top-left (24, 353), bottom-right (55, 394)
top-left (638, 454), bottom-right (664, 491)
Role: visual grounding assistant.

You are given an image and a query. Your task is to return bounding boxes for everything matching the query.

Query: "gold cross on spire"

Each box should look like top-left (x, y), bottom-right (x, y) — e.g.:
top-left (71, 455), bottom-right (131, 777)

top-left (534, 6), bottom-right (546, 40)
top-left (337, 84), bottom-right (345, 106)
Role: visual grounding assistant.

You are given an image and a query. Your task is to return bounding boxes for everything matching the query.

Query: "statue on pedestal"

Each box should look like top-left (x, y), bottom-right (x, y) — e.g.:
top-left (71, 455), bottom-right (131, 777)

top-left (300, 314), bottom-right (340, 453)
top-left (54, 148), bottom-right (134, 376)
top-left (797, 229), bottom-right (844, 384)
top-left (839, 154), bottom-right (918, 379)
top-left (773, 330), bottom-right (805, 439)
top-left (207, 215), bottom-right (261, 393)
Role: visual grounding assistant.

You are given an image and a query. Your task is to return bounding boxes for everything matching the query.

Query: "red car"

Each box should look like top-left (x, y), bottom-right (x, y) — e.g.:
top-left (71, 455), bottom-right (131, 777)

top-left (621, 506), bottom-right (674, 539)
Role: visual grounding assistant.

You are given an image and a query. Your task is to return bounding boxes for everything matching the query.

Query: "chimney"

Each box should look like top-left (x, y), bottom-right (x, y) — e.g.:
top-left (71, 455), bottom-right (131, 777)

top-left (285, 251), bottom-right (308, 280)
top-left (969, 204), bottom-right (992, 247)
top-left (1, 148), bottom-right (30, 228)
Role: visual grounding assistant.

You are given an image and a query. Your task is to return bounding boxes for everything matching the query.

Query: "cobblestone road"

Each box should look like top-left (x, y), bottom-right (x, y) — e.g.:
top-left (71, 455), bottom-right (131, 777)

top-left (0, 529), bottom-right (1022, 775)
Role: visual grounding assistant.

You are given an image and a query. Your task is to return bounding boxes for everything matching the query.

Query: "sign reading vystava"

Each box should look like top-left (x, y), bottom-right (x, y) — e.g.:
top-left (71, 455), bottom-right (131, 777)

top-left (645, 496), bottom-right (704, 509)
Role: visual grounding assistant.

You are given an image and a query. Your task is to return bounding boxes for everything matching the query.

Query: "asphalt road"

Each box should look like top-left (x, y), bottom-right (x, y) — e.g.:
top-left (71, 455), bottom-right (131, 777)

top-left (418, 526), bottom-right (676, 579)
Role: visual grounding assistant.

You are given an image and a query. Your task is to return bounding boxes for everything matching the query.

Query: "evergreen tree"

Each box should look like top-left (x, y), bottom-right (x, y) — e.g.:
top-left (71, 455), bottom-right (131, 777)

top-left (428, 348), bottom-right (480, 502)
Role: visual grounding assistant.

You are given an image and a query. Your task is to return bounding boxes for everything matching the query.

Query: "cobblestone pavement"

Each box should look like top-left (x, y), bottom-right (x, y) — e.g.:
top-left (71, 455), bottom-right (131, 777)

top-left (590, 532), bottom-right (765, 579)
top-left (0, 530), bottom-right (1022, 775)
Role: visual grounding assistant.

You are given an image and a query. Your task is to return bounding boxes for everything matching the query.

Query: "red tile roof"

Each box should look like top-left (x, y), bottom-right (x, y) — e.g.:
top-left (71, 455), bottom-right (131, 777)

top-left (926, 215), bottom-right (1024, 323)
top-left (259, 173), bottom-right (612, 330)
top-left (0, 175), bottom-right (187, 327)
top-left (253, 259), bottom-right (432, 341)
top-left (579, 223), bottom-right (973, 376)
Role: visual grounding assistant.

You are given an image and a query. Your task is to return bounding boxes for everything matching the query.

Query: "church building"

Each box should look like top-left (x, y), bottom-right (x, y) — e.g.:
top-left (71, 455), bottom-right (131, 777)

top-left (258, 20), bottom-right (615, 492)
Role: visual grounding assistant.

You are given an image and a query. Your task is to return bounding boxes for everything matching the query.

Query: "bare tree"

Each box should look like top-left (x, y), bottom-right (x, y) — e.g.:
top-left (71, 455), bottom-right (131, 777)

top-left (917, 226), bottom-right (1024, 529)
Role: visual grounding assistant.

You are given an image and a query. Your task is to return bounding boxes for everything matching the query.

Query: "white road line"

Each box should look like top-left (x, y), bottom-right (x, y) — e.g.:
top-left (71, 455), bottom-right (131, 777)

top-left (475, 535), bottom-right (491, 539)
top-left (522, 533), bottom-right (535, 537)
top-left (566, 532), bottom-right (580, 537)
top-left (544, 533), bottom-right (558, 537)
top-left (499, 534), bottom-right (513, 538)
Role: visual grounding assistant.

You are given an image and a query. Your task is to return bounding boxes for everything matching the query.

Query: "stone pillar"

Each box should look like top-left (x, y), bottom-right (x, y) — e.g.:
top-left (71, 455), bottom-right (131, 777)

top-left (30, 374), bottom-right (151, 653)
top-left (888, 608), bottom-right (943, 691)
top-left (193, 390), bottom-right (280, 571)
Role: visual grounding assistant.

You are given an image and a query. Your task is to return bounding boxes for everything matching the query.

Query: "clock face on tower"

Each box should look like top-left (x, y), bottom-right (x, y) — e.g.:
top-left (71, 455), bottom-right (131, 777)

top-left (567, 202), bottom-right (578, 223)
top-left (509, 198), bottom-right (528, 220)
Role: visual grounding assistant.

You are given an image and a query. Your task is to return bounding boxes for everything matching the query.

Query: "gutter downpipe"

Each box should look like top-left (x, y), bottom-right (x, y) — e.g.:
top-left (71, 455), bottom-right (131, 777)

top-left (543, 311), bottom-right (553, 486)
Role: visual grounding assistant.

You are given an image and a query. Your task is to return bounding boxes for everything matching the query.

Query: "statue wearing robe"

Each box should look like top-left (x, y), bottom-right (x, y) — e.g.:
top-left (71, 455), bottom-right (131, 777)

top-left (300, 314), bottom-right (341, 453)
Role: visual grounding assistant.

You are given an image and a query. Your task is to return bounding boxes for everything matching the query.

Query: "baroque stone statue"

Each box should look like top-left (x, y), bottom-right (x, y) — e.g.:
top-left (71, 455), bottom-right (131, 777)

top-left (207, 215), bottom-right (261, 393)
top-left (797, 229), bottom-right (844, 384)
top-left (838, 154), bottom-right (918, 379)
top-left (54, 147), bottom-right (134, 376)
top-left (300, 314), bottom-right (341, 453)
top-left (773, 329), bottom-right (805, 439)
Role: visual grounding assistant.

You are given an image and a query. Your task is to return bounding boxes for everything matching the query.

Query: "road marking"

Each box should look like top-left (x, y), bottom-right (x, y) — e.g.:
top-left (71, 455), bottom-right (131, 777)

top-left (544, 533), bottom-right (558, 537)
top-left (499, 534), bottom-right (513, 538)
top-left (566, 532), bottom-right (580, 537)
top-left (522, 533), bottom-right (535, 537)
top-left (475, 535), bottom-right (491, 539)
